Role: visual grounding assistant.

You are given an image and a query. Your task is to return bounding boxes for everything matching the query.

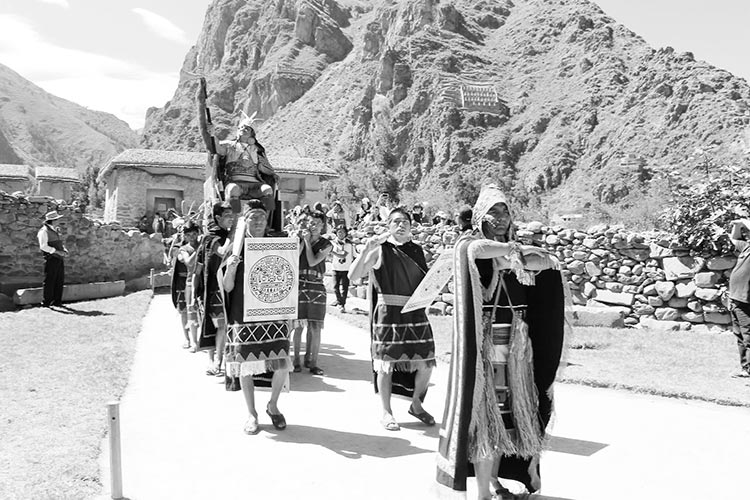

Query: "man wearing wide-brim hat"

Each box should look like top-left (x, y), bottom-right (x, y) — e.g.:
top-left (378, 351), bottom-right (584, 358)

top-left (37, 210), bottom-right (68, 307)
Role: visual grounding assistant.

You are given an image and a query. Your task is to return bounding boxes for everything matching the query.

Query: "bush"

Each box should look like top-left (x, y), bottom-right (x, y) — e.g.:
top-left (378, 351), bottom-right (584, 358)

top-left (661, 164), bottom-right (750, 256)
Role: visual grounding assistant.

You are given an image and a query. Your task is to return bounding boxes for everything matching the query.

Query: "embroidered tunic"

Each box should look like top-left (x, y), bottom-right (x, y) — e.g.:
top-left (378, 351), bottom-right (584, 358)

top-left (370, 241), bottom-right (436, 373)
top-left (224, 260), bottom-right (291, 384)
top-left (296, 238), bottom-right (332, 323)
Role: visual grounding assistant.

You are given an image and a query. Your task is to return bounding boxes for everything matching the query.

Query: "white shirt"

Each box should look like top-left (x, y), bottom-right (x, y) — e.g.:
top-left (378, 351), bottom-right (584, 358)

top-left (37, 224), bottom-right (59, 254)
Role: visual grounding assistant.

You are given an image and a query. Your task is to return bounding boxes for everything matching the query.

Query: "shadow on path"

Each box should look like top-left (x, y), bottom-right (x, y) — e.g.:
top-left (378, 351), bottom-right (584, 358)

top-left (268, 425), bottom-right (433, 459)
top-left (52, 305), bottom-right (112, 317)
top-left (547, 435), bottom-right (608, 456)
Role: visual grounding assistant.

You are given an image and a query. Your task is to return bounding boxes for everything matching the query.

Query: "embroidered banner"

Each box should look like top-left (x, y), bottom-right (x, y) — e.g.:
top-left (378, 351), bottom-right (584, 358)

top-left (402, 249), bottom-right (454, 313)
top-left (242, 237), bottom-right (299, 322)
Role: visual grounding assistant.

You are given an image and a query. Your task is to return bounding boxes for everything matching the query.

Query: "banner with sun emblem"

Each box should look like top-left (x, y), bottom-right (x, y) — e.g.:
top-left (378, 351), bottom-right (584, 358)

top-left (242, 237), bottom-right (299, 322)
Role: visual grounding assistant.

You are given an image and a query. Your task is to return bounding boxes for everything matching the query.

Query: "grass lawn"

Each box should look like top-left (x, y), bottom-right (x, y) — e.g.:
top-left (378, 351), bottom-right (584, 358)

top-left (0, 291), bottom-right (152, 500)
top-left (328, 298), bottom-right (750, 407)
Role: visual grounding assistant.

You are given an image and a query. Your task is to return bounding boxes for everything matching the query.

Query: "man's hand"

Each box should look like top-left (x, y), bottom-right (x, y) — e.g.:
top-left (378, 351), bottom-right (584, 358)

top-left (226, 254), bottom-right (241, 268)
top-left (365, 232), bottom-right (389, 250)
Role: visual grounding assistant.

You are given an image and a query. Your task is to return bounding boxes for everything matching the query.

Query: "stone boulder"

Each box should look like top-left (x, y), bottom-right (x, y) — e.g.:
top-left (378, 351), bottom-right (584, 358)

top-left (570, 305), bottom-right (626, 327)
top-left (706, 256), bottom-right (736, 271)
top-left (662, 256), bottom-right (705, 281)
top-left (592, 289), bottom-right (634, 306)
top-left (654, 281), bottom-right (676, 301)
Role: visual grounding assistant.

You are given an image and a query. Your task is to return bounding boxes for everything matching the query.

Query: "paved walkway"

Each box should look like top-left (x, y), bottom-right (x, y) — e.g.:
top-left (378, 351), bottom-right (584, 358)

top-left (99, 295), bottom-right (750, 500)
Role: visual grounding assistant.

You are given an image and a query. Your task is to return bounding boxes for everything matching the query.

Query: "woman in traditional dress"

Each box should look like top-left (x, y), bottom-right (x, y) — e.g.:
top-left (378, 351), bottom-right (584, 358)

top-left (291, 210), bottom-right (333, 375)
top-left (348, 208), bottom-right (437, 431)
top-left (436, 184), bottom-right (566, 500)
top-left (222, 200), bottom-right (291, 434)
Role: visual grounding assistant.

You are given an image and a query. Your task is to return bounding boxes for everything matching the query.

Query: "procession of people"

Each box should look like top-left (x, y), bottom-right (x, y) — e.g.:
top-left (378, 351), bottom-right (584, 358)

top-left (148, 97), bottom-right (570, 499)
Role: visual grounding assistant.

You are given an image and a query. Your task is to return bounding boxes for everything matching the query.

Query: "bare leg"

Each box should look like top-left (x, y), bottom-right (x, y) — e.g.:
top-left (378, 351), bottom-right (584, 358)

top-left (377, 371), bottom-right (394, 417)
top-left (411, 366), bottom-right (433, 413)
top-left (305, 326), bottom-right (313, 366)
top-left (307, 323), bottom-right (322, 368)
top-left (475, 457), bottom-right (499, 500)
top-left (239, 374), bottom-right (257, 418)
top-left (215, 323), bottom-right (226, 369)
top-left (188, 321), bottom-right (198, 352)
top-left (179, 310), bottom-right (190, 345)
top-left (268, 369), bottom-right (288, 413)
top-left (292, 325), bottom-right (303, 365)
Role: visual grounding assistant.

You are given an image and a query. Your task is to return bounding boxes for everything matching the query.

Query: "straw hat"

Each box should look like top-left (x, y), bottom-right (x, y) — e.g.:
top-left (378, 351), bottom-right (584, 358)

top-left (44, 210), bottom-right (63, 222)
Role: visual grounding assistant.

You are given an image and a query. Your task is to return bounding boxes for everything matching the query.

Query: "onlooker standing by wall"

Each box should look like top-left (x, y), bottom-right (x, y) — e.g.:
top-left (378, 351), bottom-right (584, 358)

top-left (728, 218), bottom-right (750, 378)
top-left (152, 212), bottom-right (166, 235)
top-left (138, 215), bottom-right (151, 234)
top-left (37, 210), bottom-right (68, 307)
top-left (411, 204), bottom-right (424, 225)
top-left (330, 225), bottom-right (355, 312)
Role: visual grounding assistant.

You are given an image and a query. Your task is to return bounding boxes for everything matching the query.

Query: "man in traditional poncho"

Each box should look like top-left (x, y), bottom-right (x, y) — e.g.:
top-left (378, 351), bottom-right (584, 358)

top-left (194, 201), bottom-right (235, 375)
top-left (349, 207), bottom-right (437, 431)
top-left (436, 184), bottom-right (566, 500)
top-left (222, 200), bottom-right (291, 434)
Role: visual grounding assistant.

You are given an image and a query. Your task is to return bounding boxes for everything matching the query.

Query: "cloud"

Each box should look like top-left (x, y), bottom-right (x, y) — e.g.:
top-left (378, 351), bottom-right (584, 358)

top-left (37, 0), bottom-right (70, 7)
top-left (0, 15), bottom-right (178, 129)
top-left (132, 7), bottom-right (190, 45)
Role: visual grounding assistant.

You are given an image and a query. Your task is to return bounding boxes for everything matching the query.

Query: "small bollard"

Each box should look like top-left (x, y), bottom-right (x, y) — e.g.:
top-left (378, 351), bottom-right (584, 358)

top-left (107, 402), bottom-right (123, 500)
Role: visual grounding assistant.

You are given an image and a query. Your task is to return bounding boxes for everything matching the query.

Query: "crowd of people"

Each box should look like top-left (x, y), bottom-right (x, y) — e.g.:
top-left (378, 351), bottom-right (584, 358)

top-left (161, 181), bottom-right (569, 500)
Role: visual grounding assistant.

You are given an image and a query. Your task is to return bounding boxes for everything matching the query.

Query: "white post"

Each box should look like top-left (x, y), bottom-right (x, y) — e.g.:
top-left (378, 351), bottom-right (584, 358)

top-left (107, 402), bottom-right (123, 500)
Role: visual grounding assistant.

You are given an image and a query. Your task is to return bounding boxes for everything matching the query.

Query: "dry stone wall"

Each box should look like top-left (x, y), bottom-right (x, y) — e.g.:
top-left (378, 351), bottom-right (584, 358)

top-left (0, 192), bottom-right (165, 296)
top-left (347, 221), bottom-right (736, 330)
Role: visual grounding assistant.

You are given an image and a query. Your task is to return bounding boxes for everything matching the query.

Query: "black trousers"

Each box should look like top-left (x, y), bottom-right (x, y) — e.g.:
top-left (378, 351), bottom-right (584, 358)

top-left (729, 299), bottom-right (750, 374)
top-left (333, 270), bottom-right (349, 306)
top-left (43, 254), bottom-right (64, 306)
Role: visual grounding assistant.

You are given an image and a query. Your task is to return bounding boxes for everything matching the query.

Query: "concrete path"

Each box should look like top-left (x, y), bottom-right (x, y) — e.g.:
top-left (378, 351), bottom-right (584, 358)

top-left (99, 295), bottom-right (750, 500)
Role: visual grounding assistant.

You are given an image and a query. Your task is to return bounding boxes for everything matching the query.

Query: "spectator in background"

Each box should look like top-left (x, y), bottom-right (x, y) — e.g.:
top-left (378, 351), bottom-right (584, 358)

top-left (728, 218), bottom-right (750, 378)
top-left (37, 210), bottom-right (68, 308)
top-left (152, 212), bottom-right (166, 235)
top-left (138, 215), bottom-right (151, 234)
top-left (458, 207), bottom-right (473, 233)
top-left (330, 225), bottom-right (356, 312)
top-left (355, 197), bottom-right (372, 227)
top-left (411, 204), bottom-right (424, 225)
top-left (172, 221), bottom-right (200, 351)
top-left (363, 203), bottom-right (382, 226)
top-left (376, 193), bottom-right (393, 220)
top-left (327, 201), bottom-right (349, 230)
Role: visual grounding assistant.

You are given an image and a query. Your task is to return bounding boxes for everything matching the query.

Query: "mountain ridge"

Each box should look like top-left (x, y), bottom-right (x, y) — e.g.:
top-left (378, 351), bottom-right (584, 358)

top-left (140, 0), bottom-right (750, 222)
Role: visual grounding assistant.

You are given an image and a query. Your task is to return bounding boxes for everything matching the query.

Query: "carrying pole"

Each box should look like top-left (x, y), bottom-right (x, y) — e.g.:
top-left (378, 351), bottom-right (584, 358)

top-left (107, 401), bottom-right (123, 499)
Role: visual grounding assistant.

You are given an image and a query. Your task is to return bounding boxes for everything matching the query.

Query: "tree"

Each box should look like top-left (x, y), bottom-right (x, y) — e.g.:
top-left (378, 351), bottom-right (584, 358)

top-left (662, 164), bottom-right (750, 256)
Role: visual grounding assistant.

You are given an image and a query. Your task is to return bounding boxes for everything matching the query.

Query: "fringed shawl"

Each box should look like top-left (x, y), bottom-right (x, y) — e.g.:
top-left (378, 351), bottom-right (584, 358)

top-left (436, 235), bottom-right (566, 492)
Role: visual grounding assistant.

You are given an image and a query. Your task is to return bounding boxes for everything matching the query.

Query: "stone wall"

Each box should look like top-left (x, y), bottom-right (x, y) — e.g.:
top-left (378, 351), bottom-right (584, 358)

top-left (347, 221), bottom-right (736, 330)
top-left (0, 192), bottom-right (165, 295)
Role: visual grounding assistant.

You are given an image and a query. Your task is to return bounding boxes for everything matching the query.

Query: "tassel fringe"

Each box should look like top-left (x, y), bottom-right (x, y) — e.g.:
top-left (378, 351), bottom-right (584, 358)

top-left (508, 312), bottom-right (543, 457)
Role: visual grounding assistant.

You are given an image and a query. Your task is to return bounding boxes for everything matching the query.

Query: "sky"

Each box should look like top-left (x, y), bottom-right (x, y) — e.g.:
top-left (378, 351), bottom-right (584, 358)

top-left (0, 0), bottom-right (748, 131)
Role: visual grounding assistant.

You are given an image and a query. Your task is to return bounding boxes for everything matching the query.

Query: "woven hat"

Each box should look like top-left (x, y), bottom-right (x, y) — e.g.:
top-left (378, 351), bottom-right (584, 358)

top-left (44, 210), bottom-right (63, 222)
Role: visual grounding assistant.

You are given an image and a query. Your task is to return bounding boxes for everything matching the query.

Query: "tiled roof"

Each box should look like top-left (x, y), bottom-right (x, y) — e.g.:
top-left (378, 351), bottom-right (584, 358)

top-left (0, 164), bottom-right (32, 180)
top-left (99, 148), bottom-right (337, 181)
top-left (35, 166), bottom-right (80, 182)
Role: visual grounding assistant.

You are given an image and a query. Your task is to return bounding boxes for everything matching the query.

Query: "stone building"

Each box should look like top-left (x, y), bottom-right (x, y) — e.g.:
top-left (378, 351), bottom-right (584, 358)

top-left (0, 164), bottom-right (33, 194)
top-left (35, 166), bottom-right (80, 200)
top-left (98, 149), bottom-right (337, 225)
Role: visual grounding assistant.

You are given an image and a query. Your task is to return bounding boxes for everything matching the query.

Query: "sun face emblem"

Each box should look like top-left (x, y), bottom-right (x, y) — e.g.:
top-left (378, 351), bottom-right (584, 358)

top-left (248, 256), bottom-right (294, 303)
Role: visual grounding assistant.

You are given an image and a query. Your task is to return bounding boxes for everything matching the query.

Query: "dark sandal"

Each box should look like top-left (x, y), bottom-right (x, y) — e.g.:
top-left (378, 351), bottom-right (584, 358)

top-left (293, 363), bottom-right (302, 373)
top-left (408, 407), bottom-right (436, 426)
top-left (266, 404), bottom-right (286, 430)
top-left (309, 366), bottom-right (324, 376)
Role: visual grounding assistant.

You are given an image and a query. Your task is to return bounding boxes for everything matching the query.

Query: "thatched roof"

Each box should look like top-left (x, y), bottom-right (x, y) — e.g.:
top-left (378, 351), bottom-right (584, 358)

top-left (35, 166), bottom-right (80, 182)
top-left (0, 164), bottom-right (32, 180)
top-left (98, 148), bottom-right (337, 182)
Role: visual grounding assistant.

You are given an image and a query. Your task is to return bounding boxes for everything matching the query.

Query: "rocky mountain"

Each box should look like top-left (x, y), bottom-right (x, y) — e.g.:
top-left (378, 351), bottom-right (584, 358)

top-left (141, 0), bottom-right (750, 224)
top-left (0, 63), bottom-right (137, 179)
